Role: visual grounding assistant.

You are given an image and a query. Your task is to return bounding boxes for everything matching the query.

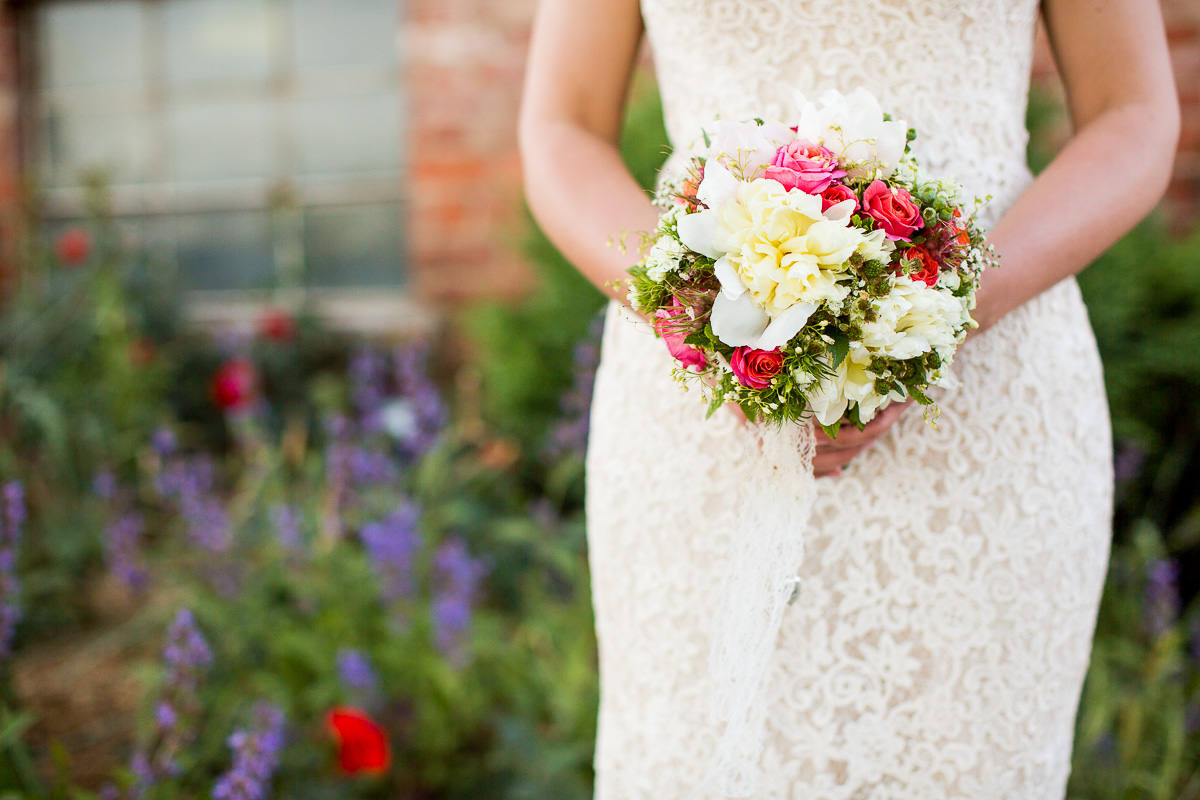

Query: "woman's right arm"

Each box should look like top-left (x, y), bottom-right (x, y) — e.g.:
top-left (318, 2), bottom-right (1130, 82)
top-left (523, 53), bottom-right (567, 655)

top-left (518, 0), bottom-right (659, 304)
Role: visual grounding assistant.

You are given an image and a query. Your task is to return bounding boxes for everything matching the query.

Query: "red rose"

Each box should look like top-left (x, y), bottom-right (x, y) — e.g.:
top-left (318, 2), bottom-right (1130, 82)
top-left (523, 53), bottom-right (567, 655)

top-left (861, 180), bottom-right (923, 241)
top-left (900, 244), bottom-right (941, 287)
top-left (820, 183), bottom-right (858, 214)
top-left (210, 358), bottom-right (257, 411)
top-left (326, 707), bottom-right (391, 775)
top-left (730, 347), bottom-right (784, 390)
top-left (55, 227), bottom-right (92, 266)
top-left (257, 307), bottom-right (296, 342)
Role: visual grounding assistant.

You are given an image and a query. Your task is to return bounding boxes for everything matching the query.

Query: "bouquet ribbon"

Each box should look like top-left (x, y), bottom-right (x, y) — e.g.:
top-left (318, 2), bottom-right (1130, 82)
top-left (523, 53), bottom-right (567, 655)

top-left (687, 419), bottom-right (817, 798)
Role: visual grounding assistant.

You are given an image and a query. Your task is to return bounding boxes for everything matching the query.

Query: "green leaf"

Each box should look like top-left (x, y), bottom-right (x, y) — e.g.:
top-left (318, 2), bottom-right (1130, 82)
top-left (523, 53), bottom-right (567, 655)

top-left (705, 392), bottom-right (723, 420)
top-left (819, 419), bottom-right (841, 439)
top-left (830, 331), bottom-right (850, 370)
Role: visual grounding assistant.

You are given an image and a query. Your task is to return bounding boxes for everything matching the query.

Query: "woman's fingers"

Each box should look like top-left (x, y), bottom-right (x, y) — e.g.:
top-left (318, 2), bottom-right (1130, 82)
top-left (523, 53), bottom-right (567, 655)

top-left (814, 401), bottom-right (910, 449)
top-left (811, 401), bottom-right (912, 476)
top-left (813, 442), bottom-right (870, 476)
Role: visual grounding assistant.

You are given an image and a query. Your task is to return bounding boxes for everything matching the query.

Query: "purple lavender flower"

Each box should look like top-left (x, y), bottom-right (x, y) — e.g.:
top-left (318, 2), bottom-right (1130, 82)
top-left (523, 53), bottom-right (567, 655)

top-left (546, 316), bottom-right (603, 461)
top-left (157, 455), bottom-right (231, 554)
top-left (163, 608), bottom-right (213, 697)
top-left (131, 609), bottom-right (214, 797)
top-left (104, 512), bottom-right (148, 591)
top-left (1113, 441), bottom-right (1146, 485)
top-left (1143, 559), bottom-right (1181, 638)
top-left (211, 702), bottom-right (286, 800)
top-left (337, 649), bottom-right (380, 696)
top-left (1093, 731), bottom-right (1118, 765)
top-left (360, 503), bottom-right (422, 604)
top-left (93, 469), bottom-right (119, 500)
top-left (152, 427), bottom-right (178, 458)
top-left (431, 537), bottom-right (489, 664)
top-left (391, 341), bottom-right (446, 460)
top-left (0, 480), bottom-right (25, 657)
top-left (156, 700), bottom-right (177, 731)
top-left (348, 448), bottom-right (399, 487)
top-left (269, 504), bottom-right (303, 553)
top-left (350, 348), bottom-right (390, 434)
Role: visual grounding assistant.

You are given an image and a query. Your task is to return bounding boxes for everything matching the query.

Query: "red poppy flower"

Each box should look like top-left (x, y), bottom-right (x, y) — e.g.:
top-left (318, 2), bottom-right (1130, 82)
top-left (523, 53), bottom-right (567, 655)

top-left (55, 227), bottom-right (92, 266)
top-left (326, 707), bottom-right (391, 775)
top-left (257, 307), bottom-right (296, 342)
top-left (210, 358), bottom-right (257, 411)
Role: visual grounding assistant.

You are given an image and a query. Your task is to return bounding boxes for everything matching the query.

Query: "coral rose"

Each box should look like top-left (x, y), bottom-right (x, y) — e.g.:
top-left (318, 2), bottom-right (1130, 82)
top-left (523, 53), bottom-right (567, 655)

top-left (730, 346), bottom-right (784, 389)
top-left (764, 140), bottom-right (846, 194)
top-left (862, 180), bottom-right (923, 241)
top-left (326, 707), bottom-right (391, 775)
top-left (900, 244), bottom-right (941, 287)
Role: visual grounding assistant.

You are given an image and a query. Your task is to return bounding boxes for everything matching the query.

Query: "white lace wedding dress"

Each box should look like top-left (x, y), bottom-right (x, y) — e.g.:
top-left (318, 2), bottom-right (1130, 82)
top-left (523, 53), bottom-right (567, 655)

top-left (583, 0), bottom-right (1115, 798)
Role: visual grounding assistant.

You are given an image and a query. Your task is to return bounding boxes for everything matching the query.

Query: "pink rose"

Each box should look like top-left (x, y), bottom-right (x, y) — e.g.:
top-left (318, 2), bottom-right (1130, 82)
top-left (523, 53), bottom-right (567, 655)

top-left (763, 140), bottom-right (846, 195)
top-left (730, 346), bottom-right (784, 390)
top-left (653, 304), bottom-right (707, 371)
top-left (820, 182), bottom-right (858, 213)
top-left (861, 180), bottom-right (924, 241)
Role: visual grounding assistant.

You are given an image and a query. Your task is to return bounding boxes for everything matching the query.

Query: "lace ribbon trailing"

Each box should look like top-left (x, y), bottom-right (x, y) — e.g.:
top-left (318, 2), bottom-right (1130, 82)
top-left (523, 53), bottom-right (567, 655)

top-left (688, 420), bottom-right (817, 799)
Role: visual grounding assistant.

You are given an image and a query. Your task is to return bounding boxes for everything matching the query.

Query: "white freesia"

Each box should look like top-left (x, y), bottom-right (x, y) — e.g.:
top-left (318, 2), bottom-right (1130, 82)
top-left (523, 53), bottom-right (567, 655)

top-left (794, 88), bottom-right (908, 179)
top-left (703, 119), bottom-right (794, 180)
top-left (861, 275), bottom-right (965, 360)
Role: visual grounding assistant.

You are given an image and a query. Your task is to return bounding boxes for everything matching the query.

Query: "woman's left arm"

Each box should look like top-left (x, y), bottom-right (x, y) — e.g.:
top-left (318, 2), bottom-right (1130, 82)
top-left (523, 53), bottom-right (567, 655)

top-left (973, 0), bottom-right (1180, 332)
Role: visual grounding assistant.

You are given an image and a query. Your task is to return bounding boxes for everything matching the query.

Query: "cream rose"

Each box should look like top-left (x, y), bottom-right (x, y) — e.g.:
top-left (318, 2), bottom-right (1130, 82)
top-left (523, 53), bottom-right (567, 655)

top-left (710, 178), bottom-right (860, 315)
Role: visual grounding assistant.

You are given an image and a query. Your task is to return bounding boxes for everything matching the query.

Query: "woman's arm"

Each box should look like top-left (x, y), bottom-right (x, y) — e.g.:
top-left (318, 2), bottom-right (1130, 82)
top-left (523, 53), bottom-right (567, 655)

top-left (973, 0), bottom-right (1180, 332)
top-left (518, 0), bottom-right (658, 304)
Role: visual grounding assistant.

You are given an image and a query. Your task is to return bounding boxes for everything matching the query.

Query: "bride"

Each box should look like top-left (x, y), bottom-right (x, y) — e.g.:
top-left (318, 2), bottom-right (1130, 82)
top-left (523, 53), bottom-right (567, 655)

top-left (519, 1), bottom-right (1179, 797)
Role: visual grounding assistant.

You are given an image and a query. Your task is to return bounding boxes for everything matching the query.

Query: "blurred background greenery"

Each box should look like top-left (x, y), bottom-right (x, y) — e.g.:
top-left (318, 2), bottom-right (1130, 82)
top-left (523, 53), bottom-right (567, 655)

top-left (0, 74), bottom-right (1197, 800)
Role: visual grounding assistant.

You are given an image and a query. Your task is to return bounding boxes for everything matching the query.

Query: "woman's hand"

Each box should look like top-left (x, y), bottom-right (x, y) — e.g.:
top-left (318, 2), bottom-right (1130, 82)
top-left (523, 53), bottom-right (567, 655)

top-left (811, 402), bottom-right (910, 477)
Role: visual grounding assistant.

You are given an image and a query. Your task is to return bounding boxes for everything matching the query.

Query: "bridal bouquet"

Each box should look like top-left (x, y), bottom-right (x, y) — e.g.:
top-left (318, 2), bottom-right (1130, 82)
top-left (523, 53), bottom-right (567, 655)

top-left (626, 88), bottom-right (997, 436)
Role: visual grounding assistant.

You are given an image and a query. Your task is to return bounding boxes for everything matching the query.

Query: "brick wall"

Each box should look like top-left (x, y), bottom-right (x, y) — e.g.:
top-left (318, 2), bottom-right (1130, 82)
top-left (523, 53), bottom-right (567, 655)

top-left (404, 0), bottom-right (538, 307)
